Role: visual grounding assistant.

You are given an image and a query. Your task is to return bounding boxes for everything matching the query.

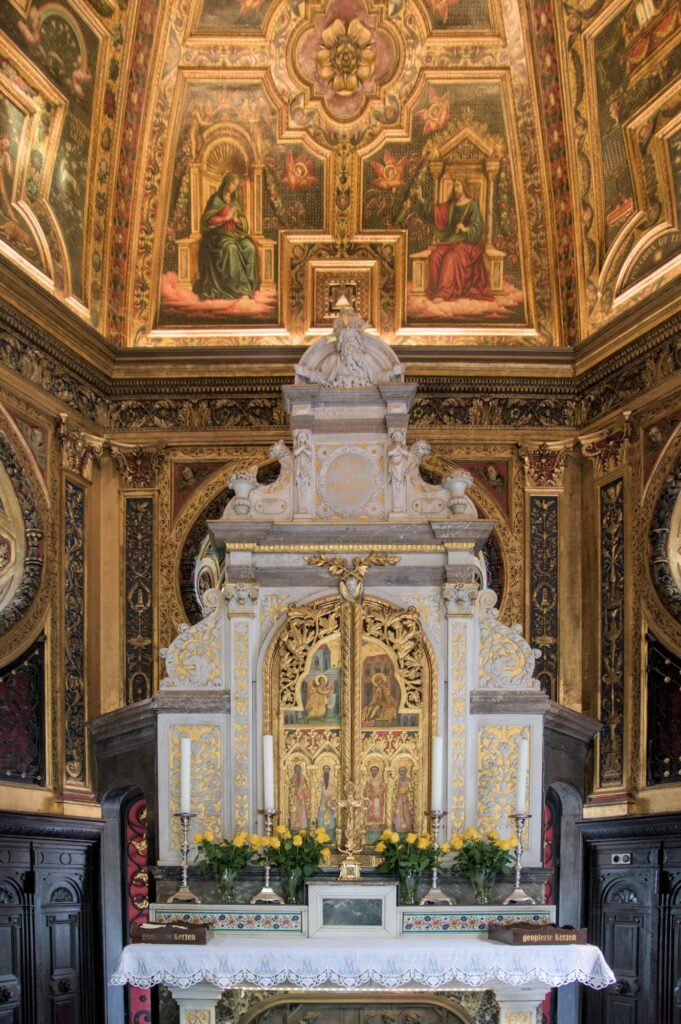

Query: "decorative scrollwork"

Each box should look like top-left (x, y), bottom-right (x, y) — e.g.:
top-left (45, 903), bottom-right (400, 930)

top-left (49, 887), bottom-right (75, 903)
top-left (609, 886), bottom-right (638, 904)
top-left (600, 478), bottom-right (625, 787)
top-left (64, 480), bottom-right (86, 785)
top-left (305, 552), bottom-right (400, 604)
top-left (361, 599), bottom-right (424, 709)
top-left (277, 602), bottom-right (341, 708)
top-left (478, 589), bottom-right (541, 690)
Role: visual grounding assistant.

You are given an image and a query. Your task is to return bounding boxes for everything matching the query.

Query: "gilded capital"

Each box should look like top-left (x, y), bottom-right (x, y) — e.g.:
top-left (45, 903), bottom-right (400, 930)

top-left (519, 442), bottom-right (572, 488)
top-left (223, 582), bottom-right (259, 614)
top-left (443, 581), bottom-right (479, 617)
top-left (109, 443), bottom-right (166, 489)
top-left (580, 415), bottom-right (631, 479)
top-left (57, 414), bottom-right (104, 482)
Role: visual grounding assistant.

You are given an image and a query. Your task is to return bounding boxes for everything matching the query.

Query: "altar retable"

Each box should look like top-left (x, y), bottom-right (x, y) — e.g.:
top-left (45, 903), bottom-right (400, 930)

top-left (109, 307), bottom-right (613, 1023)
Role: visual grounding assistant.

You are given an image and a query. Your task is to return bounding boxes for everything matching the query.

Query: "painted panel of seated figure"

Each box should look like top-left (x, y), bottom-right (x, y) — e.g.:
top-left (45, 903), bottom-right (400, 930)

top-left (361, 80), bottom-right (526, 327)
top-left (159, 82), bottom-right (324, 328)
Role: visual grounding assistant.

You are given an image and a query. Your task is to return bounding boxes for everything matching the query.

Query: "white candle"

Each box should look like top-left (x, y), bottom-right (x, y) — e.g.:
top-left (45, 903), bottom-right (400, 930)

top-left (431, 735), bottom-right (444, 812)
top-left (515, 737), bottom-right (530, 813)
top-left (263, 735), bottom-right (275, 810)
top-left (180, 736), bottom-right (192, 814)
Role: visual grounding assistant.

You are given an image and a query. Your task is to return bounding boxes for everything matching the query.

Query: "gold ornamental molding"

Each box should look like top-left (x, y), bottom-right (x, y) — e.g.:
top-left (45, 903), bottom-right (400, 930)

top-left (305, 552), bottom-right (401, 604)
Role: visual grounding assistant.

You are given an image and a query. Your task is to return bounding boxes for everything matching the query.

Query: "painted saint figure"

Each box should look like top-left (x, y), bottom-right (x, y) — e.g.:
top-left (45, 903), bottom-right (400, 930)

top-left (193, 172), bottom-right (259, 301)
top-left (427, 178), bottom-right (492, 303)
top-left (304, 673), bottom-right (332, 719)
top-left (316, 764), bottom-right (337, 831)
top-left (0, 135), bottom-right (15, 221)
top-left (289, 762), bottom-right (310, 830)
top-left (364, 764), bottom-right (386, 827)
top-left (392, 764), bottom-right (414, 833)
top-left (364, 671), bottom-right (399, 722)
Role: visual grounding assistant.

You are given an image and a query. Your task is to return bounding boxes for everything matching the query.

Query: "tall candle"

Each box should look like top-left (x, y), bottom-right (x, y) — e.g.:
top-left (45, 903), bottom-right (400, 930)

top-left (431, 735), bottom-right (444, 812)
top-left (263, 735), bottom-right (275, 809)
top-left (515, 737), bottom-right (530, 813)
top-left (180, 736), bottom-right (192, 814)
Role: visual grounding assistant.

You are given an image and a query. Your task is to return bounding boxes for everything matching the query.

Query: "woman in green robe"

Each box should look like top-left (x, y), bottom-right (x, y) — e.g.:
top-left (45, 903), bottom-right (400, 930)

top-left (193, 172), bottom-right (259, 301)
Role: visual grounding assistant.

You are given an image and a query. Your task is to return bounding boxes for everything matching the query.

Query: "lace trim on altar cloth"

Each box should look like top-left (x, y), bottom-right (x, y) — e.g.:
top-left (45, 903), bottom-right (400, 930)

top-left (111, 956), bottom-right (616, 991)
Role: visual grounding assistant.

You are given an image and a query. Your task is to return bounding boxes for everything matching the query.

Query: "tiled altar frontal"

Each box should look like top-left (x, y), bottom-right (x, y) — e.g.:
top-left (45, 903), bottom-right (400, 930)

top-left (149, 903), bottom-right (554, 935)
top-left (400, 906), bottom-right (555, 933)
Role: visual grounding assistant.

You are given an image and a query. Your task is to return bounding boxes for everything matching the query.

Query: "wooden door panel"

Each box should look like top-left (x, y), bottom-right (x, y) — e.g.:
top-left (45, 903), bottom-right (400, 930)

top-left (41, 906), bottom-right (82, 1024)
top-left (604, 997), bottom-right (639, 1024)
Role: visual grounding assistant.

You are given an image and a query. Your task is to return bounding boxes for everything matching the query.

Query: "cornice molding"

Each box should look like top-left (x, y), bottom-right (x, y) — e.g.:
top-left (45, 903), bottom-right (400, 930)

top-left (0, 292), bottom-right (680, 433)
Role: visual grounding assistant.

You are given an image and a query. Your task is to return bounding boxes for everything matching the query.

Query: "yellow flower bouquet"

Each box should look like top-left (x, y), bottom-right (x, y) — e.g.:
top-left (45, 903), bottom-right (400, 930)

top-left (256, 824), bottom-right (332, 904)
top-left (373, 830), bottom-right (450, 905)
top-left (193, 829), bottom-right (257, 903)
top-left (449, 828), bottom-right (517, 904)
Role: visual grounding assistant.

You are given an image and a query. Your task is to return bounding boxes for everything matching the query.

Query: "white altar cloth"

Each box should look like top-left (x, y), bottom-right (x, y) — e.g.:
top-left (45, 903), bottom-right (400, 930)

top-left (110, 933), bottom-right (615, 991)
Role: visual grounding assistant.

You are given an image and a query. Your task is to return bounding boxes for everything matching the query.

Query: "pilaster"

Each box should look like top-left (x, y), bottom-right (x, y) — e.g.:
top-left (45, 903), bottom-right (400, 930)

top-left (225, 582), bottom-right (259, 833)
top-left (443, 576), bottom-right (480, 836)
top-left (580, 418), bottom-right (634, 816)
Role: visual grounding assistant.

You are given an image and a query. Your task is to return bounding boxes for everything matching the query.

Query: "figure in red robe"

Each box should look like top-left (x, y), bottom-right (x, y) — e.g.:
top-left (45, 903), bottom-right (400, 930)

top-left (427, 178), bottom-right (493, 303)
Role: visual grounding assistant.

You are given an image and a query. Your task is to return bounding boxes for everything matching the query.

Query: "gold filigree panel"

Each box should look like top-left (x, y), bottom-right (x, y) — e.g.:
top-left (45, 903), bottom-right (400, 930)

top-left (231, 620), bottom-right (251, 831)
top-left (448, 620), bottom-right (467, 833)
top-left (476, 724), bottom-right (530, 841)
top-left (169, 723), bottom-right (223, 853)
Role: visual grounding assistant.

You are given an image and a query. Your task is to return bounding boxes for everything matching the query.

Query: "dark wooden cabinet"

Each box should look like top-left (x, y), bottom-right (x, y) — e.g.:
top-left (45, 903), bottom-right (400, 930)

top-left (0, 814), bottom-right (103, 1024)
top-left (581, 814), bottom-right (681, 1024)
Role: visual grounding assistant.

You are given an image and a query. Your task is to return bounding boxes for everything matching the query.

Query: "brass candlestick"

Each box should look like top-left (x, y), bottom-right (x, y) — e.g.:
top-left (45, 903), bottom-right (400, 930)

top-left (251, 809), bottom-right (284, 904)
top-left (419, 810), bottom-right (453, 905)
top-left (168, 812), bottom-right (201, 904)
top-left (503, 812), bottom-right (535, 905)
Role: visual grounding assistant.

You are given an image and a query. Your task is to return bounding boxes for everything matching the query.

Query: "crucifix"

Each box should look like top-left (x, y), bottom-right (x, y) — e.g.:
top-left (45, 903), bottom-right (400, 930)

top-left (332, 780), bottom-right (370, 880)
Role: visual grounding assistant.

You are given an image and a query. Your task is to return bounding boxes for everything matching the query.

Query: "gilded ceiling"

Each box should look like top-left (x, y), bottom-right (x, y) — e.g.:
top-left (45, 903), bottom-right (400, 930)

top-left (0, 0), bottom-right (679, 350)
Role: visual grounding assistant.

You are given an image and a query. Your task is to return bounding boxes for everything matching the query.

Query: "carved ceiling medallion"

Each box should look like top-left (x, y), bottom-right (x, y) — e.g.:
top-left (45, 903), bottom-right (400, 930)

top-left (288, 0), bottom-right (404, 124)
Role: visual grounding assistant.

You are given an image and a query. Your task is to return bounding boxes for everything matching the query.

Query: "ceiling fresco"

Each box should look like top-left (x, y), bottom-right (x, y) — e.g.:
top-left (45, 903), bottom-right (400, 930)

top-left (0, 0), bottom-right (678, 349)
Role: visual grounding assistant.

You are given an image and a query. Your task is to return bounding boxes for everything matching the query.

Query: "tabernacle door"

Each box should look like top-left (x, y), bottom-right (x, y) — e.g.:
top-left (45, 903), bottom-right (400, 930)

top-left (263, 596), bottom-right (436, 844)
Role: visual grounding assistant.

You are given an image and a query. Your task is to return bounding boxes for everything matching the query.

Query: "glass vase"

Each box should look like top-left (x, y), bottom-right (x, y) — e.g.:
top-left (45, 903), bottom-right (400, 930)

top-left (470, 870), bottom-right (495, 905)
top-left (218, 867), bottom-right (238, 904)
top-left (399, 868), bottom-right (421, 905)
top-left (279, 866), bottom-right (303, 905)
